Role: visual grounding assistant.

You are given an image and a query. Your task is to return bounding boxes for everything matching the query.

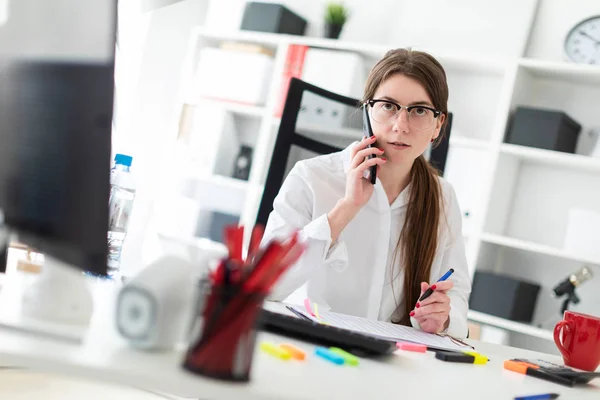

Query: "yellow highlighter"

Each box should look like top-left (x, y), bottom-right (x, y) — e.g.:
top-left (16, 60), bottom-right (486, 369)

top-left (329, 347), bottom-right (360, 366)
top-left (260, 342), bottom-right (291, 360)
top-left (463, 350), bottom-right (489, 365)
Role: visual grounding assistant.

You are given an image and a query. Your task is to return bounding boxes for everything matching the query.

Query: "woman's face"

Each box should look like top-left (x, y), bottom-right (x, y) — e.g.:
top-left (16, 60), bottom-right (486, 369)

top-left (370, 73), bottom-right (445, 166)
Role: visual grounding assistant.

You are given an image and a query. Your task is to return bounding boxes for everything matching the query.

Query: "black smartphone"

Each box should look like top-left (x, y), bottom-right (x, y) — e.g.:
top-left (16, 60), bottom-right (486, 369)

top-left (362, 103), bottom-right (377, 185)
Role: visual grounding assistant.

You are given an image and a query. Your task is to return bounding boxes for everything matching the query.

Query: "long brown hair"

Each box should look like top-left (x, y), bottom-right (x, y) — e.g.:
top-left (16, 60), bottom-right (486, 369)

top-left (362, 49), bottom-right (449, 325)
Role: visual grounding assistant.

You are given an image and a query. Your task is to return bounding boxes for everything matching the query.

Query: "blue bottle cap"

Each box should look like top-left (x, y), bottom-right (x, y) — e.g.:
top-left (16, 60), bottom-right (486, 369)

top-left (114, 154), bottom-right (133, 167)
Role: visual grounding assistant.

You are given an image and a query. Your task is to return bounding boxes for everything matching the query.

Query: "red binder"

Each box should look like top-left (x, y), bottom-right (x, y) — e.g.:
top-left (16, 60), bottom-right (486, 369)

top-left (273, 44), bottom-right (308, 117)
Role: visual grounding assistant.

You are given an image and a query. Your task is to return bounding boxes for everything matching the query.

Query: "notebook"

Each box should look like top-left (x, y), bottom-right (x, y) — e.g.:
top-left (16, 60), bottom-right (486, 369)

top-left (289, 305), bottom-right (473, 352)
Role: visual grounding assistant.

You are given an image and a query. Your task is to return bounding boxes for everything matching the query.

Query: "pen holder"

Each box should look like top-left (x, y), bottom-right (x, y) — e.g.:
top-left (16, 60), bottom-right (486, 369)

top-left (182, 279), bottom-right (266, 382)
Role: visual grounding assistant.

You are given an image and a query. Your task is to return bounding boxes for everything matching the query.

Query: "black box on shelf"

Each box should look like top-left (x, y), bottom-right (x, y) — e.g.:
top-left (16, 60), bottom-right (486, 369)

top-left (505, 106), bottom-right (582, 153)
top-left (469, 271), bottom-right (541, 323)
top-left (196, 210), bottom-right (239, 244)
top-left (232, 145), bottom-right (253, 181)
top-left (241, 2), bottom-right (307, 36)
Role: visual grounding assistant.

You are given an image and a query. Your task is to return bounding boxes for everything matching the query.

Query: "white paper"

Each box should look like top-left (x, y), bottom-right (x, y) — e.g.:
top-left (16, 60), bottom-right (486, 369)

top-left (290, 306), bottom-right (472, 352)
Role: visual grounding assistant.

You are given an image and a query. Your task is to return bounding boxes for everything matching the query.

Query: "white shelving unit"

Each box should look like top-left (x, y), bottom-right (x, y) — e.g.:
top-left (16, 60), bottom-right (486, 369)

top-left (195, 99), bottom-right (267, 118)
top-left (481, 232), bottom-right (600, 266)
top-left (499, 143), bottom-right (600, 174)
top-left (167, 7), bottom-right (600, 353)
top-left (173, 26), bottom-right (513, 230)
top-left (467, 310), bottom-right (553, 341)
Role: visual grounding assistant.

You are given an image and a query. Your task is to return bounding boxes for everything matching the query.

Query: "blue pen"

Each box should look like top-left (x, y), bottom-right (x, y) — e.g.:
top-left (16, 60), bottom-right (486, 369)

top-left (514, 393), bottom-right (559, 400)
top-left (418, 268), bottom-right (454, 302)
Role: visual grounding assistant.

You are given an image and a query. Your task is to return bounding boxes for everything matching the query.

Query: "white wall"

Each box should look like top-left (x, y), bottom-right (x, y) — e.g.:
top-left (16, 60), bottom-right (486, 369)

top-left (205, 0), bottom-right (401, 43)
top-left (391, 0), bottom-right (538, 58)
top-left (114, 0), bottom-right (209, 274)
top-left (205, 0), bottom-right (538, 58)
top-left (526, 0), bottom-right (600, 61)
top-left (0, 0), bottom-right (115, 61)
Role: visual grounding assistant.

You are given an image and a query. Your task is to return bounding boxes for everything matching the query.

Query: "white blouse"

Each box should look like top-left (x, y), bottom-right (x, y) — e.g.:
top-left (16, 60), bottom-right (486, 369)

top-left (262, 143), bottom-right (471, 338)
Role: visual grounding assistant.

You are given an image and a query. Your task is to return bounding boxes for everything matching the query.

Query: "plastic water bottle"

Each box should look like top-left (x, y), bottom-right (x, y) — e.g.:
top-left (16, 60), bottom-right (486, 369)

top-left (107, 154), bottom-right (136, 277)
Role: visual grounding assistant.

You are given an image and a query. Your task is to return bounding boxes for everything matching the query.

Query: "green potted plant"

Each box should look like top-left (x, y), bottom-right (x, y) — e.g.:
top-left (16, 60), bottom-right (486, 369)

top-left (324, 2), bottom-right (349, 39)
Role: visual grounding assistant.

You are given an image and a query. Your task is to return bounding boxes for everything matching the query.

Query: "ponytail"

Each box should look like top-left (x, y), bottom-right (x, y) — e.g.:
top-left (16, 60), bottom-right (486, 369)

top-left (395, 155), bottom-right (442, 326)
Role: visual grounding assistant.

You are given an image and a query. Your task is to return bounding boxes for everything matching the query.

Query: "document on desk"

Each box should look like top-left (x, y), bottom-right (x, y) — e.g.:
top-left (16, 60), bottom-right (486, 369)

top-left (290, 306), bottom-right (473, 352)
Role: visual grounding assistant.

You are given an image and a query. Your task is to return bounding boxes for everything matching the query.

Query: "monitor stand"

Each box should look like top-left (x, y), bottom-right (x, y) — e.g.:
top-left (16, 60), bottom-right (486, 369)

top-left (0, 255), bottom-right (92, 343)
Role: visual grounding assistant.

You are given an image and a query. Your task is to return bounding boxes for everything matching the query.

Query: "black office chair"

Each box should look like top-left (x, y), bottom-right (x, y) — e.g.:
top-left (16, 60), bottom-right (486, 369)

top-left (256, 77), bottom-right (453, 226)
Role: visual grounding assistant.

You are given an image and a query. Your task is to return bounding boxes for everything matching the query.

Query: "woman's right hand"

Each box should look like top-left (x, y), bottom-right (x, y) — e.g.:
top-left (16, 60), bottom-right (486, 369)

top-left (327, 136), bottom-right (386, 242)
top-left (344, 135), bottom-right (386, 208)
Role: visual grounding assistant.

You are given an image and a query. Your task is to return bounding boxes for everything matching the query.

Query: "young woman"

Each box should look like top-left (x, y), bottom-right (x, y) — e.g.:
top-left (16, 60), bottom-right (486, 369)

top-left (262, 49), bottom-right (471, 338)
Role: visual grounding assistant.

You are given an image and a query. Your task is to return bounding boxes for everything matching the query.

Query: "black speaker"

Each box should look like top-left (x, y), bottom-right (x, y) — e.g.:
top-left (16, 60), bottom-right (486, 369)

top-left (469, 271), bottom-right (541, 323)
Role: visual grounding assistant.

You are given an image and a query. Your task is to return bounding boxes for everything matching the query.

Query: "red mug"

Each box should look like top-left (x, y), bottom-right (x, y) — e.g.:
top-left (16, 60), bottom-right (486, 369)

top-left (553, 310), bottom-right (600, 371)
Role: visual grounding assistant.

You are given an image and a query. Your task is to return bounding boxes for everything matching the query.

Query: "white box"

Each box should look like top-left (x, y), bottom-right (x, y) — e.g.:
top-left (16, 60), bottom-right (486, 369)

top-left (564, 208), bottom-right (600, 261)
top-left (301, 48), bottom-right (365, 97)
top-left (297, 91), bottom-right (353, 130)
top-left (192, 47), bottom-right (273, 105)
top-left (443, 144), bottom-right (490, 236)
top-left (298, 49), bottom-right (365, 130)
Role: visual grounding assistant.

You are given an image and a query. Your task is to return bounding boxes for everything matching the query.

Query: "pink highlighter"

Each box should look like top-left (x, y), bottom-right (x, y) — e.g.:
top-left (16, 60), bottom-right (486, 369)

top-left (303, 298), bottom-right (315, 316)
top-left (396, 342), bottom-right (427, 353)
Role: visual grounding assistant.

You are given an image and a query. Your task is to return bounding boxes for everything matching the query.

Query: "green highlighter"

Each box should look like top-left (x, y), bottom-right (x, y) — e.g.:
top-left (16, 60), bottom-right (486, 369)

top-left (329, 347), bottom-right (360, 366)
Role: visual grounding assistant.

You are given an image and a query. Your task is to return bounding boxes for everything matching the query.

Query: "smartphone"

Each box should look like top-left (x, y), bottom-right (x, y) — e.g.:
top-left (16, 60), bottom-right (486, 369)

top-left (362, 104), bottom-right (377, 185)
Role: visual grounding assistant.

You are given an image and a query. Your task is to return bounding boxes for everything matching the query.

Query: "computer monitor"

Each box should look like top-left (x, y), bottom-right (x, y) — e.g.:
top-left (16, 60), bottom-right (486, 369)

top-left (0, 0), bottom-right (116, 329)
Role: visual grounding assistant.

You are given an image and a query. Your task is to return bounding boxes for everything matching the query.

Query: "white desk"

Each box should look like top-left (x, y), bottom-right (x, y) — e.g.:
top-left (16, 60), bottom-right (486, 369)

top-left (0, 276), bottom-right (598, 400)
top-left (0, 369), bottom-right (180, 400)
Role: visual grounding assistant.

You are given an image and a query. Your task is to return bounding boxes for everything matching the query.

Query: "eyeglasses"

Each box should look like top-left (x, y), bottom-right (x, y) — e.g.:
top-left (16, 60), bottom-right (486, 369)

top-left (366, 99), bottom-right (442, 131)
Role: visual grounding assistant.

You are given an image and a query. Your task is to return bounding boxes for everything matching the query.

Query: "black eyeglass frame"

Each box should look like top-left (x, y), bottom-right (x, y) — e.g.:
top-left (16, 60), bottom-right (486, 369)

top-left (366, 99), bottom-right (443, 119)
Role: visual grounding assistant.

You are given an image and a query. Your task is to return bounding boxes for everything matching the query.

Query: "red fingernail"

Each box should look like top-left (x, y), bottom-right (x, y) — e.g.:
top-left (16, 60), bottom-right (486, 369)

top-left (378, 148), bottom-right (384, 152)
top-left (371, 135), bottom-right (376, 139)
top-left (431, 284), bottom-right (437, 290)
top-left (416, 303), bottom-right (420, 308)
top-left (381, 157), bottom-right (387, 161)
top-left (410, 311), bottom-right (415, 317)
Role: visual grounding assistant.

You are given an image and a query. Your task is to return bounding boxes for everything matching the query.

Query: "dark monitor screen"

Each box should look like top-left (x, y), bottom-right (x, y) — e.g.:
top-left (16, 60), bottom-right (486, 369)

top-left (0, 0), bottom-right (116, 275)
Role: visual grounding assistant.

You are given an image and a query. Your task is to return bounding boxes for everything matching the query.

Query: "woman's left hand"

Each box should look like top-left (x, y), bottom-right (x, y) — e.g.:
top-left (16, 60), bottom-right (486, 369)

top-left (410, 280), bottom-right (453, 334)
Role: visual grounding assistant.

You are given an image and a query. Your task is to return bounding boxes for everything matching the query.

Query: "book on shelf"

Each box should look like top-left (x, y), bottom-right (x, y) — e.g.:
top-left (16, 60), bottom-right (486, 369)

top-left (273, 44), bottom-right (308, 118)
top-left (219, 41), bottom-right (275, 58)
top-left (177, 103), bottom-right (196, 142)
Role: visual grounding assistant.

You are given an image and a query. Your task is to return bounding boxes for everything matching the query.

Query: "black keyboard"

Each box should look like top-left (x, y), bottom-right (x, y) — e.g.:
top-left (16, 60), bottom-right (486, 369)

top-left (258, 309), bottom-right (397, 357)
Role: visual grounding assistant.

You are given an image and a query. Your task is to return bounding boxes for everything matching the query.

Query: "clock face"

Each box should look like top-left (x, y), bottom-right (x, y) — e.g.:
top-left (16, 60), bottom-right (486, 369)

top-left (564, 16), bottom-right (600, 64)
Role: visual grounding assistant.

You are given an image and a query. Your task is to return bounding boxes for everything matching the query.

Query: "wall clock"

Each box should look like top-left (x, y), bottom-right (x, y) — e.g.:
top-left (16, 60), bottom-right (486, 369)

top-left (564, 16), bottom-right (600, 64)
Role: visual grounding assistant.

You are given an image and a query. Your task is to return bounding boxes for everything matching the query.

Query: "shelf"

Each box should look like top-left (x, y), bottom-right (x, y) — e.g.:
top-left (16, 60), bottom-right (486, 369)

top-left (194, 26), bottom-right (387, 59)
top-left (468, 310), bottom-right (553, 341)
top-left (185, 174), bottom-right (251, 216)
top-left (500, 143), bottom-right (600, 174)
top-left (194, 98), bottom-right (266, 118)
top-left (272, 118), bottom-right (362, 140)
top-left (194, 26), bottom-right (284, 47)
top-left (449, 136), bottom-right (491, 151)
top-left (200, 174), bottom-right (251, 192)
top-left (518, 58), bottom-right (600, 85)
top-left (194, 27), bottom-right (507, 75)
top-left (480, 233), bottom-right (600, 266)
